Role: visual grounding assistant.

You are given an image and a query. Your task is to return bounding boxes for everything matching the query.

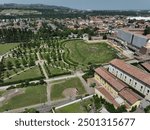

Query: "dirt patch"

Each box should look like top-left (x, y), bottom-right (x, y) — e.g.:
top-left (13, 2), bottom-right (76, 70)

top-left (63, 88), bottom-right (78, 99)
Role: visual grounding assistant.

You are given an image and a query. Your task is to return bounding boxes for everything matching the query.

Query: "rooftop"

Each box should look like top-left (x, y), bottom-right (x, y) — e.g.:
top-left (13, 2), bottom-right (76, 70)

top-left (97, 87), bottom-right (120, 108)
top-left (95, 67), bottom-right (128, 92)
top-left (141, 62), bottom-right (150, 72)
top-left (119, 88), bottom-right (142, 105)
top-left (110, 59), bottom-right (150, 86)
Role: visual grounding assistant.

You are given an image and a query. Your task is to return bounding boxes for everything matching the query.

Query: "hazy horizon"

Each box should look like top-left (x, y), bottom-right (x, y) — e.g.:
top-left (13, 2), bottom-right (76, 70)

top-left (0, 0), bottom-right (150, 10)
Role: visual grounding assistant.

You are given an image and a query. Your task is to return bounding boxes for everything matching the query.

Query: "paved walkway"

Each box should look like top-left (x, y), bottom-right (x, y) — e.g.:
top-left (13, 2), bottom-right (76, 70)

top-left (36, 52), bottom-right (51, 104)
top-left (55, 95), bottom-right (93, 110)
top-left (36, 52), bottom-right (49, 79)
top-left (45, 72), bottom-right (84, 82)
top-left (77, 74), bottom-right (94, 94)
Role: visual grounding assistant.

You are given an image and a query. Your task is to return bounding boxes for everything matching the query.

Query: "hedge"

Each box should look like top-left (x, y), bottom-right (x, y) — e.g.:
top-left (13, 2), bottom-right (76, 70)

top-left (0, 76), bottom-right (45, 86)
top-left (49, 72), bottom-right (71, 78)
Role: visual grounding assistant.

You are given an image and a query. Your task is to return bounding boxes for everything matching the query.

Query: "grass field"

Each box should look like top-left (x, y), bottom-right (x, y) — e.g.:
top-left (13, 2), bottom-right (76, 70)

top-left (4, 66), bottom-right (43, 83)
top-left (49, 66), bottom-right (69, 75)
top-left (0, 90), bottom-right (5, 96)
top-left (51, 77), bottom-right (86, 101)
top-left (44, 63), bottom-right (70, 77)
top-left (0, 43), bottom-right (19, 55)
top-left (0, 85), bottom-right (47, 112)
top-left (64, 40), bottom-right (118, 65)
top-left (56, 98), bottom-right (92, 113)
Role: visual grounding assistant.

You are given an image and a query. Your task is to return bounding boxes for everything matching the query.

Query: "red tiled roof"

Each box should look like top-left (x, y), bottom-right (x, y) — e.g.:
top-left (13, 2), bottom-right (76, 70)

top-left (95, 67), bottom-right (127, 91)
top-left (97, 87), bottom-right (119, 108)
top-left (110, 59), bottom-right (150, 86)
top-left (119, 88), bottom-right (142, 105)
top-left (141, 62), bottom-right (150, 72)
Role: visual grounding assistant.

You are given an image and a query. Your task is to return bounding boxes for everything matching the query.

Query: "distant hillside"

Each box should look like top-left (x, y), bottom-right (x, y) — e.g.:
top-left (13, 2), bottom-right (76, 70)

top-left (0, 3), bottom-right (149, 19)
top-left (0, 3), bottom-right (73, 10)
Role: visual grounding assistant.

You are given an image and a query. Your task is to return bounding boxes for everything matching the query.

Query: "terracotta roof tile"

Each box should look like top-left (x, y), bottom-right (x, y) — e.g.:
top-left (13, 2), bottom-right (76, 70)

top-left (110, 59), bottom-right (150, 86)
top-left (141, 62), bottom-right (150, 72)
top-left (95, 67), bottom-right (128, 91)
top-left (97, 87), bottom-right (120, 108)
top-left (119, 88), bottom-right (142, 105)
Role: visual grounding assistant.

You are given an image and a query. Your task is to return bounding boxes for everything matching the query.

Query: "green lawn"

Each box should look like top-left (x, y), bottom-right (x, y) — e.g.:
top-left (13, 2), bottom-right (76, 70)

top-left (4, 66), bottom-right (43, 83)
top-left (0, 43), bottom-right (19, 55)
top-left (2, 68), bottom-right (23, 79)
top-left (49, 66), bottom-right (69, 75)
top-left (64, 40), bottom-right (118, 65)
top-left (44, 64), bottom-right (70, 77)
top-left (56, 102), bottom-right (84, 113)
top-left (51, 77), bottom-right (86, 101)
top-left (56, 98), bottom-right (92, 113)
top-left (0, 90), bottom-right (5, 96)
top-left (0, 84), bottom-right (47, 112)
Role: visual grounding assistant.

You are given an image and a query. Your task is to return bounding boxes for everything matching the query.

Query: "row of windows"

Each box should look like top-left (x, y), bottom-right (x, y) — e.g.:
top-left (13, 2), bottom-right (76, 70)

top-left (110, 67), bottom-right (150, 95)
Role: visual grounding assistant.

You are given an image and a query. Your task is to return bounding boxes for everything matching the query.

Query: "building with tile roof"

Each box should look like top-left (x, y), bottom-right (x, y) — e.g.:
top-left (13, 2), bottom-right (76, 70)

top-left (94, 67), bottom-right (142, 111)
top-left (109, 59), bottom-right (150, 97)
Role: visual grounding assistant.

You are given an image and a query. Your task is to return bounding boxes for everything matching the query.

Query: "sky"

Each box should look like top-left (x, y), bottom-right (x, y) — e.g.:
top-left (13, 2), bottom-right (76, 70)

top-left (0, 0), bottom-right (150, 10)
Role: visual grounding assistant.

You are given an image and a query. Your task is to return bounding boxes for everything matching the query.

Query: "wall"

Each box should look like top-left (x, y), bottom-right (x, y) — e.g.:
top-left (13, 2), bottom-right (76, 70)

top-left (94, 73), bottom-right (118, 97)
top-left (108, 65), bottom-right (150, 97)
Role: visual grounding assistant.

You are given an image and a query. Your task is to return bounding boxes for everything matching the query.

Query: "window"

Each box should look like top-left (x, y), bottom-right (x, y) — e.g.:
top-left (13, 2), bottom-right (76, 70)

top-left (124, 76), bottom-right (127, 81)
top-left (134, 82), bottom-right (137, 87)
top-left (140, 86), bottom-right (143, 91)
top-left (147, 90), bottom-right (150, 95)
top-left (116, 71), bottom-right (118, 76)
top-left (120, 73), bottom-right (122, 78)
top-left (129, 79), bottom-right (132, 84)
top-left (113, 68), bottom-right (115, 73)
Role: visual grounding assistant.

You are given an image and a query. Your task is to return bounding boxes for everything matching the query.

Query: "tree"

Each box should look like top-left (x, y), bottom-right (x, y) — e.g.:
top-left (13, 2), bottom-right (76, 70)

top-left (28, 58), bottom-right (35, 67)
top-left (117, 105), bottom-right (127, 113)
top-left (0, 62), bottom-right (4, 78)
top-left (144, 26), bottom-right (150, 35)
top-left (93, 95), bottom-right (102, 110)
top-left (6, 71), bottom-right (10, 78)
top-left (104, 102), bottom-right (116, 113)
top-left (6, 61), bottom-right (13, 70)
top-left (14, 59), bottom-right (21, 68)
top-left (130, 106), bottom-right (137, 112)
top-left (103, 34), bottom-right (107, 40)
top-left (144, 105), bottom-right (150, 113)
top-left (22, 58), bottom-right (27, 67)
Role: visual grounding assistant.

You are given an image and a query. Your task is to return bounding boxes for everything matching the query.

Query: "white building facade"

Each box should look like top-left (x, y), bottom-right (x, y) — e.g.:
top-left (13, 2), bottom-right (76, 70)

top-left (108, 60), bottom-right (150, 99)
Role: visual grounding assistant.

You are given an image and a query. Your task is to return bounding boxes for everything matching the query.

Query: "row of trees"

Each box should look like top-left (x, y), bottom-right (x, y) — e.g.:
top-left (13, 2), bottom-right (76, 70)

top-left (0, 21), bottom-right (100, 43)
top-left (89, 95), bottom-right (137, 113)
top-left (0, 28), bottom-right (34, 43)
